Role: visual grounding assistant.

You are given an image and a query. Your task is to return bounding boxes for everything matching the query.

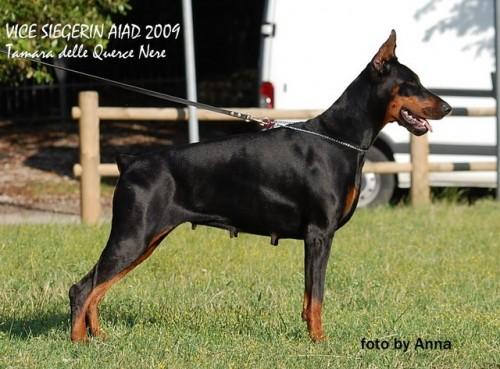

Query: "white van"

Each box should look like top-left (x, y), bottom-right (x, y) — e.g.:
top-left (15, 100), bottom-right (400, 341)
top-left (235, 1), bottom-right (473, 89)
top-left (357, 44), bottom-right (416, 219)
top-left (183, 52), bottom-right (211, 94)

top-left (258, 0), bottom-right (497, 206)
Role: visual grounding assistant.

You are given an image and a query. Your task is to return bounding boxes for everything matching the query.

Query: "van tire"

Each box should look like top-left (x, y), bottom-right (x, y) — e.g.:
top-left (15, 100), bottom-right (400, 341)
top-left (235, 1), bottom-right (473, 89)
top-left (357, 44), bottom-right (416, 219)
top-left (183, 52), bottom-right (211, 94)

top-left (357, 146), bottom-right (396, 207)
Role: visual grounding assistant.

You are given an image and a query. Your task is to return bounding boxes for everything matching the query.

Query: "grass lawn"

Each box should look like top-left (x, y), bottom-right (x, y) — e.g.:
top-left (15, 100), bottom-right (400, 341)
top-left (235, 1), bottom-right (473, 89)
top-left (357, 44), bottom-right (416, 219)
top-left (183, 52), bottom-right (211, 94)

top-left (0, 202), bottom-right (498, 369)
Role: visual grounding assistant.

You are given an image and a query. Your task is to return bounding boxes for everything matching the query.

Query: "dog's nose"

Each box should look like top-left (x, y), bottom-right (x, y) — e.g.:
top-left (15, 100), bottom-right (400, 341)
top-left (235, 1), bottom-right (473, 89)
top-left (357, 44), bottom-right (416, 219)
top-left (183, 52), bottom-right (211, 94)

top-left (441, 102), bottom-right (452, 115)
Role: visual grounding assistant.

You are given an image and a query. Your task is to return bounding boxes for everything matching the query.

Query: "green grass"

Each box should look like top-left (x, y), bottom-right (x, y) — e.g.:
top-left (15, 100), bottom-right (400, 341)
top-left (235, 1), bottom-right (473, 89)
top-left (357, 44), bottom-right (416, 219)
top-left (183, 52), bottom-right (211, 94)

top-left (0, 202), bottom-right (499, 369)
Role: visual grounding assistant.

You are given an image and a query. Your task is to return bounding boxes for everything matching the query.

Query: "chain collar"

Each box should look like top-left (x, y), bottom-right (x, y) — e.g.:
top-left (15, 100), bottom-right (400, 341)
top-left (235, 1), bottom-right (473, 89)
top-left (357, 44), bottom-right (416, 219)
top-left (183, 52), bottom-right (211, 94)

top-left (258, 119), bottom-right (368, 153)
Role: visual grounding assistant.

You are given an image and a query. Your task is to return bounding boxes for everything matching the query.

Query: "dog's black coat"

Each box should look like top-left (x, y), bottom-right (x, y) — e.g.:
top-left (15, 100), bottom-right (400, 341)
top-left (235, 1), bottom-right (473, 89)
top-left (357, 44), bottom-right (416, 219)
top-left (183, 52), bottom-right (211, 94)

top-left (69, 31), bottom-right (451, 342)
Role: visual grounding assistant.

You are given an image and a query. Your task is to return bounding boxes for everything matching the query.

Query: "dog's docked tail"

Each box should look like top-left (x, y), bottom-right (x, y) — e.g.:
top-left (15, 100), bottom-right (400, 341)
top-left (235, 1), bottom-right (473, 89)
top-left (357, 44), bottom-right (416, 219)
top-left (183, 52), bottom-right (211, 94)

top-left (116, 154), bottom-right (136, 174)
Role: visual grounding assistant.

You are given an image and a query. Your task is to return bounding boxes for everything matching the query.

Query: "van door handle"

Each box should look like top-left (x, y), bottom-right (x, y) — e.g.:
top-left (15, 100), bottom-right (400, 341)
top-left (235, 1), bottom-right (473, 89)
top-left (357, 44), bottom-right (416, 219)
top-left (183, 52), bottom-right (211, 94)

top-left (261, 23), bottom-right (276, 38)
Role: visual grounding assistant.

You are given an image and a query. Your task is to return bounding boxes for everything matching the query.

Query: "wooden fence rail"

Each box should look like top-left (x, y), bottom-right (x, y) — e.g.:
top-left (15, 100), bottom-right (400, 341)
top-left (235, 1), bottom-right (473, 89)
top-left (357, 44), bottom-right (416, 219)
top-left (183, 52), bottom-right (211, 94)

top-left (72, 160), bottom-right (497, 178)
top-left (72, 91), bottom-right (497, 224)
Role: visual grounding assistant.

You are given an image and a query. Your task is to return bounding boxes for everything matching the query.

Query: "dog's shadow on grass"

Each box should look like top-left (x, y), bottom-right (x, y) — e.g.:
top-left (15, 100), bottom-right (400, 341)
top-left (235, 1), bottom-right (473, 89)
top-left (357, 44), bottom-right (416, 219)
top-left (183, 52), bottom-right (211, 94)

top-left (0, 311), bottom-right (68, 339)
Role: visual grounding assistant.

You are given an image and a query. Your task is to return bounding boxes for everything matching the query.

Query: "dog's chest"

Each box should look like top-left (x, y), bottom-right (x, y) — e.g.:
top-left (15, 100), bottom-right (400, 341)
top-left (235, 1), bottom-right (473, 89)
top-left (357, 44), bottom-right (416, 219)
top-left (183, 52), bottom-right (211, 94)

top-left (338, 155), bottom-right (365, 226)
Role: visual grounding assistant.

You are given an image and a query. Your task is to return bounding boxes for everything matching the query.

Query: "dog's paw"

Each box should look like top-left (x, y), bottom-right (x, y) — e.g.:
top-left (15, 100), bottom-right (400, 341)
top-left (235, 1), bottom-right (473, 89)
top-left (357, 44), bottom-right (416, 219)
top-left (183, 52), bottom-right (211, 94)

top-left (309, 331), bottom-right (328, 343)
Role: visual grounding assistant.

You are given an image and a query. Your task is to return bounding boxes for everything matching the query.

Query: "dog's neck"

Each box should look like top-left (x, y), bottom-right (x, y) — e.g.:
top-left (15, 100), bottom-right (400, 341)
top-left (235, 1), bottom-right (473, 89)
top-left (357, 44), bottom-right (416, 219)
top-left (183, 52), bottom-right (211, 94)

top-left (310, 67), bottom-right (389, 150)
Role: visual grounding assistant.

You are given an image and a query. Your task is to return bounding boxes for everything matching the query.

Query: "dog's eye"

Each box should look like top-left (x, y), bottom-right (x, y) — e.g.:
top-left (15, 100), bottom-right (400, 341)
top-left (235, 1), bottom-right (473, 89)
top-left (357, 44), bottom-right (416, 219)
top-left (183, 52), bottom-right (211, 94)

top-left (399, 82), bottom-right (420, 96)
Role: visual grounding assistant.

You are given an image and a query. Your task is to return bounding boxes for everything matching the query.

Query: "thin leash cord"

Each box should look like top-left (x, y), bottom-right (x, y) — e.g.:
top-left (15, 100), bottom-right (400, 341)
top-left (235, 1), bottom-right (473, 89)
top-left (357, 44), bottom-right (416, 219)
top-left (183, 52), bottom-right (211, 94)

top-left (0, 48), bottom-right (367, 152)
top-left (0, 48), bottom-right (256, 122)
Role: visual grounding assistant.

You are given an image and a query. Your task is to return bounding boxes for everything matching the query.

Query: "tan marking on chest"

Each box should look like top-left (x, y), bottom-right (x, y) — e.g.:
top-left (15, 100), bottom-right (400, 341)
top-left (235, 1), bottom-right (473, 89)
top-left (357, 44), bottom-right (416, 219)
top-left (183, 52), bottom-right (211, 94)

top-left (342, 186), bottom-right (359, 218)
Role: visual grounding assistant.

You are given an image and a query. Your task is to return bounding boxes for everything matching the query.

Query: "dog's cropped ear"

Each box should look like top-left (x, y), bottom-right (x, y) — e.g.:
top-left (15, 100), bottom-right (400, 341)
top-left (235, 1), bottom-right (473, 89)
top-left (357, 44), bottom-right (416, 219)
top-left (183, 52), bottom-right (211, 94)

top-left (372, 30), bottom-right (397, 73)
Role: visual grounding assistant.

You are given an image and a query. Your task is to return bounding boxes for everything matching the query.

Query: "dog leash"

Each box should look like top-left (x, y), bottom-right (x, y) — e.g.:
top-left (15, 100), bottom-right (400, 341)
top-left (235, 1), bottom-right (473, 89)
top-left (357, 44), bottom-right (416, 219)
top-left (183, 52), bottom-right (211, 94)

top-left (0, 48), bottom-right (259, 123)
top-left (0, 48), bottom-right (367, 153)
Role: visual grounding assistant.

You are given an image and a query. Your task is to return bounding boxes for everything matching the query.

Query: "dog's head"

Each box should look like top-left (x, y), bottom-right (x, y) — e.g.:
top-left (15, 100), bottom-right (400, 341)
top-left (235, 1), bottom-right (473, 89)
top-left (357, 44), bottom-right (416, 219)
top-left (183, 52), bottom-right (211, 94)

top-left (370, 30), bottom-right (452, 135)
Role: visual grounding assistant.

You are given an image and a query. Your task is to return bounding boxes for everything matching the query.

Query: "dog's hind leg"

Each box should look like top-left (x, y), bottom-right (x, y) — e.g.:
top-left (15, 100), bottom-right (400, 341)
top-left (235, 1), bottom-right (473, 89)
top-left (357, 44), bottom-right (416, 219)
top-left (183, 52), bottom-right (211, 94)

top-left (302, 226), bottom-right (333, 342)
top-left (69, 221), bottom-right (175, 341)
top-left (69, 175), bottom-right (178, 341)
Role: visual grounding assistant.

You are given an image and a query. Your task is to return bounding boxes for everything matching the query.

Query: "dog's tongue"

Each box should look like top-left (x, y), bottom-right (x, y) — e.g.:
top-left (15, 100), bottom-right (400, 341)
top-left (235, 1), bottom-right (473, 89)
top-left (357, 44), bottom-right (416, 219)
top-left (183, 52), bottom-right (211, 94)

top-left (419, 117), bottom-right (433, 132)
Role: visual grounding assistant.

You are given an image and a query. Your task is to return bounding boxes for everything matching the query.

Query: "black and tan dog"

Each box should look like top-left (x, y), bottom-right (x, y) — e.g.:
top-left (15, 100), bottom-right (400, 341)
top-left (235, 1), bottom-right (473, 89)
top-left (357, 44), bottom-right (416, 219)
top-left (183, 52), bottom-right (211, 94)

top-left (69, 30), bottom-right (451, 342)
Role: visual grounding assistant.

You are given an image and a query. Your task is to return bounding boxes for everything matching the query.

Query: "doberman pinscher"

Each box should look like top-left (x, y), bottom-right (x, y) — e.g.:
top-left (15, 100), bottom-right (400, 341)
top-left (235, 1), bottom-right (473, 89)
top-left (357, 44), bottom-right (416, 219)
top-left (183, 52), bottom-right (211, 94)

top-left (69, 30), bottom-right (451, 342)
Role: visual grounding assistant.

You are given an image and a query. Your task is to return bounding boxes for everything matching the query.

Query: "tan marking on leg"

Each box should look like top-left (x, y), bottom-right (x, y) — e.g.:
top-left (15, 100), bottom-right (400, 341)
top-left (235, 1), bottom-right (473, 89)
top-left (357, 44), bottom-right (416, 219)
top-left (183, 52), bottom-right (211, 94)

top-left (307, 298), bottom-right (326, 342)
top-left (72, 227), bottom-right (174, 341)
top-left (71, 309), bottom-right (88, 342)
top-left (86, 288), bottom-right (109, 337)
top-left (86, 301), bottom-right (101, 337)
top-left (72, 277), bottom-right (121, 342)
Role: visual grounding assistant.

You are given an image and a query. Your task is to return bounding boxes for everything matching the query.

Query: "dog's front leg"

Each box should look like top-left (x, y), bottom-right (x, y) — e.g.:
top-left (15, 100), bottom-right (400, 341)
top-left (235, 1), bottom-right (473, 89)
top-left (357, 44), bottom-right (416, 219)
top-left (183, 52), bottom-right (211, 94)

top-left (302, 226), bottom-right (333, 342)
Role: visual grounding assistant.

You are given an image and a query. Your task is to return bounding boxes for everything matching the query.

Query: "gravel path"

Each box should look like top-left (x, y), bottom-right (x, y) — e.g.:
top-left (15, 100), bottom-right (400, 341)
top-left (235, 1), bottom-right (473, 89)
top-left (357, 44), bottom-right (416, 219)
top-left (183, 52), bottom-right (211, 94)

top-left (0, 120), bottom-right (253, 224)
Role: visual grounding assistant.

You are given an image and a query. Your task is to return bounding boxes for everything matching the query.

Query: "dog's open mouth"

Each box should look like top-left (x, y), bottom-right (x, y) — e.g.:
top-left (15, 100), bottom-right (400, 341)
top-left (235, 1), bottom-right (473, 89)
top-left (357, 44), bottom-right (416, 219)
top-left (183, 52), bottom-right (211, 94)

top-left (399, 108), bottom-right (432, 135)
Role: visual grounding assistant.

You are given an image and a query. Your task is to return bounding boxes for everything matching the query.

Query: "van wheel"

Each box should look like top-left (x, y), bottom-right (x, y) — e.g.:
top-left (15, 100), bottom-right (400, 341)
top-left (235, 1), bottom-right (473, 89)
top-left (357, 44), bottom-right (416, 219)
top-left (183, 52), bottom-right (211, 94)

top-left (358, 146), bottom-right (396, 207)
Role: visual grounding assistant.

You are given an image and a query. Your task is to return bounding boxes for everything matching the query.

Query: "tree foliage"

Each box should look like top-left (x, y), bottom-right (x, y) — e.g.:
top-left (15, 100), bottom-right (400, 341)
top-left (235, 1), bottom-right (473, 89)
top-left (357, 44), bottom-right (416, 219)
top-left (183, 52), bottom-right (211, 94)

top-left (0, 0), bottom-right (130, 84)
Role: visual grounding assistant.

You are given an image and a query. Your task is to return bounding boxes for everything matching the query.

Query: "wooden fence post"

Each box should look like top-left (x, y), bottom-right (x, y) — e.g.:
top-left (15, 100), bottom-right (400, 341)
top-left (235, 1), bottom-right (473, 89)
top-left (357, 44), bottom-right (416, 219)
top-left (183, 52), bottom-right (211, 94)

top-left (410, 134), bottom-right (430, 206)
top-left (78, 91), bottom-right (101, 224)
